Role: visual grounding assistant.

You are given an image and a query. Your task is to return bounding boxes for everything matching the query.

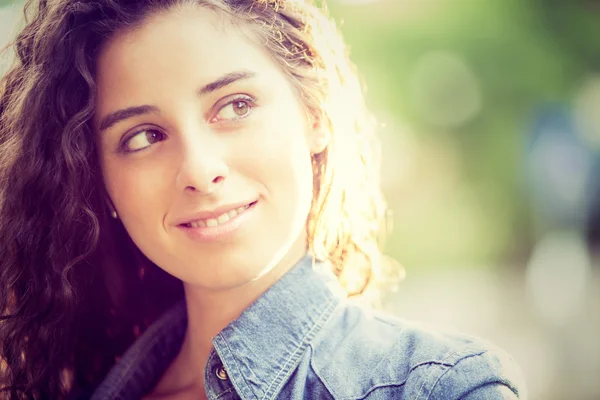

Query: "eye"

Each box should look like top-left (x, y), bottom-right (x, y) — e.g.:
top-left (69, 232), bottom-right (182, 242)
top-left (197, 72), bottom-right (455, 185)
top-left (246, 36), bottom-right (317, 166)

top-left (211, 95), bottom-right (255, 123)
top-left (122, 129), bottom-right (166, 152)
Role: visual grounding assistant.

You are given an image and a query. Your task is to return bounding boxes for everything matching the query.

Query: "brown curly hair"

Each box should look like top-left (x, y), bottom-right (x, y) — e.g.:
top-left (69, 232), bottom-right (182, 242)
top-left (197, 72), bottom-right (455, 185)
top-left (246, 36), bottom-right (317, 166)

top-left (0, 0), bottom-right (388, 398)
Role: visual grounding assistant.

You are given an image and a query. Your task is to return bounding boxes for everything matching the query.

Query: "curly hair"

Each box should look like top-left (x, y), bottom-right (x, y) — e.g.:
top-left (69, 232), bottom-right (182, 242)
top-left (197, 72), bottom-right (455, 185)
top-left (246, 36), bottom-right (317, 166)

top-left (0, 0), bottom-right (388, 398)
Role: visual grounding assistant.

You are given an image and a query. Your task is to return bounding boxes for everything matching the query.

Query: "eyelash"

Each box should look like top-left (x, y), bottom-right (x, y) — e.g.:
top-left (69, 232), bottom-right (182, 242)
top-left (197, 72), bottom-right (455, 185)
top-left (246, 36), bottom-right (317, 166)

top-left (119, 94), bottom-right (258, 153)
top-left (212, 94), bottom-right (257, 123)
top-left (119, 127), bottom-right (165, 153)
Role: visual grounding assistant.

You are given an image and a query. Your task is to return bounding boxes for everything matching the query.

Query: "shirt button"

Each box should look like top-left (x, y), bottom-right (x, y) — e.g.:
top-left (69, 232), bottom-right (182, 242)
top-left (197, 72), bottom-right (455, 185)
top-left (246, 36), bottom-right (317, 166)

top-left (215, 365), bottom-right (228, 381)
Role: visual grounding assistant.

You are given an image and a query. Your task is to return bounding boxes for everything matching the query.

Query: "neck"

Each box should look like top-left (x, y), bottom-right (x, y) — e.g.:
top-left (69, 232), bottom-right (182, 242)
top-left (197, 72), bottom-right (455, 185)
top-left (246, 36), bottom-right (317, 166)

top-left (174, 237), bottom-right (308, 390)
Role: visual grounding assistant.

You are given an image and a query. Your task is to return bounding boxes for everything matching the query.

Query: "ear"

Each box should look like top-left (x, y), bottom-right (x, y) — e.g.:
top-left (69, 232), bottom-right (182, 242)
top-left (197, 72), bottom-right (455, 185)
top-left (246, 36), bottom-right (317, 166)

top-left (307, 117), bottom-right (330, 154)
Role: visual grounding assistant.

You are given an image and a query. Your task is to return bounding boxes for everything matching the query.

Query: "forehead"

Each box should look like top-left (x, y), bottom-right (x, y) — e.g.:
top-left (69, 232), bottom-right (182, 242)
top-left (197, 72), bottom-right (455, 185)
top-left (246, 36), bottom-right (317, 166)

top-left (95, 6), bottom-right (281, 112)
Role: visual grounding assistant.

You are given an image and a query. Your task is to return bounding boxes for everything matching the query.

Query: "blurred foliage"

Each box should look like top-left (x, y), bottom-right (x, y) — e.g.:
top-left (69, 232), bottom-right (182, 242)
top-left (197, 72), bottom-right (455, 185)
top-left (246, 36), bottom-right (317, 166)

top-left (327, 0), bottom-right (600, 270)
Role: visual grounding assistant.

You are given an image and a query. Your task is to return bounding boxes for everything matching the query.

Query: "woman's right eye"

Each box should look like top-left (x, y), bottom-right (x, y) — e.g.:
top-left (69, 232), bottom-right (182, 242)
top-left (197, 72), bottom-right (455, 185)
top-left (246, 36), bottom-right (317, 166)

top-left (122, 129), bottom-right (166, 152)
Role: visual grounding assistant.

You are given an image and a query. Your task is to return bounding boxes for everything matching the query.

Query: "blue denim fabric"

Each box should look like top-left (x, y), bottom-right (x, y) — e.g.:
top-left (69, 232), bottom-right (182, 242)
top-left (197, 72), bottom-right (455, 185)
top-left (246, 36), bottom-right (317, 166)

top-left (87, 256), bottom-right (526, 399)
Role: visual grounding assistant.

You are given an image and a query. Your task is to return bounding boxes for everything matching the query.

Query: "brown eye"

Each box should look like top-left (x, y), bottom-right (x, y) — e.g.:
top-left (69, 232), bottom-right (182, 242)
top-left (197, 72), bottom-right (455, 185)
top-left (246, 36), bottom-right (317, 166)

top-left (232, 100), bottom-right (249, 116)
top-left (213, 96), bottom-right (255, 122)
top-left (123, 129), bottom-right (166, 152)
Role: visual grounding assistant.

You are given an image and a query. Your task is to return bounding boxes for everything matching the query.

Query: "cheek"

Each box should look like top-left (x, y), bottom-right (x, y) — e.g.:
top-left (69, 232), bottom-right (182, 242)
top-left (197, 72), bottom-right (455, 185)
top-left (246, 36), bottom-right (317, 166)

top-left (250, 100), bottom-right (312, 163)
top-left (253, 103), bottom-right (314, 196)
top-left (102, 158), bottom-right (171, 224)
top-left (244, 132), bottom-right (313, 222)
top-left (240, 110), bottom-right (312, 185)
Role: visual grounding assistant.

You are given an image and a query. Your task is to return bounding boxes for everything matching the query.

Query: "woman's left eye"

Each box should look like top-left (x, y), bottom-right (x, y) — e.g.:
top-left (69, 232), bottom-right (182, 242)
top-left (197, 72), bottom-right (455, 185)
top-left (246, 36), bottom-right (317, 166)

top-left (212, 96), bottom-right (255, 123)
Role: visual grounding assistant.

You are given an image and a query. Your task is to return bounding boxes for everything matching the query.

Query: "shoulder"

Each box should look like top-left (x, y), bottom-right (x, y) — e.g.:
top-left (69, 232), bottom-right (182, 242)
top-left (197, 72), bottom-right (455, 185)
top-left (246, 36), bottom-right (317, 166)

top-left (308, 303), bottom-right (526, 399)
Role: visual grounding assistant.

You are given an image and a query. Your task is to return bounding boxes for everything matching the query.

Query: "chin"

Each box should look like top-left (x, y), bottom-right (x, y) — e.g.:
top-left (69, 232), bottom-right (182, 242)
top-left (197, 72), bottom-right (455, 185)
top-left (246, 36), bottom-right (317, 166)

top-left (174, 255), bottom-right (264, 288)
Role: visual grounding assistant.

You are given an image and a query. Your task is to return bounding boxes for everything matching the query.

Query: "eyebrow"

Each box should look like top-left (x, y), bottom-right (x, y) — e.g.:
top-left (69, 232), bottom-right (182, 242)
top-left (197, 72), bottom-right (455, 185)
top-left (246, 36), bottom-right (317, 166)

top-left (198, 70), bottom-right (256, 96)
top-left (98, 70), bottom-right (257, 133)
top-left (99, 105), bottom-right (159, 132)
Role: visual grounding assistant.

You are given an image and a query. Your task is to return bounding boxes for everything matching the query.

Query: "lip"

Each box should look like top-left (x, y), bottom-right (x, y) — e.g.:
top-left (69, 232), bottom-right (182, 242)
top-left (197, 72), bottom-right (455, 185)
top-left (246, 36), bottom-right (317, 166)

top-left (175, 200), bottom-right (257, 225)
top-left (176, 200), bottom-right (258, 242)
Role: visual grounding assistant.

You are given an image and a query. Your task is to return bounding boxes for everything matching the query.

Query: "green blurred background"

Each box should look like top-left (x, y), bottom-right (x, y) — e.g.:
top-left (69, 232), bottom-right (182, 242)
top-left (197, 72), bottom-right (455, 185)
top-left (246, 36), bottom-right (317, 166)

top-left (1, 0), bottom-right (599, 398)
top-left (326, 0), bottom-right (598, 269)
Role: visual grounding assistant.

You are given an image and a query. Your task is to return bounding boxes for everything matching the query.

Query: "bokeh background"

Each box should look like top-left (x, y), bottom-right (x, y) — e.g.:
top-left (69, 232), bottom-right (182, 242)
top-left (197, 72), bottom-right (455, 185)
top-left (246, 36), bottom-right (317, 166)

top-left (1, 0), bottom-right (599, 398)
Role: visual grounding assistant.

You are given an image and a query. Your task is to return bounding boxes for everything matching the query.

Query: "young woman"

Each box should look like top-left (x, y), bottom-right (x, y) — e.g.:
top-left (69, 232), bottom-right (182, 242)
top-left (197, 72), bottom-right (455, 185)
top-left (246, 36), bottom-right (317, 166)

top-left (0, 0), bottom-right (525, 399)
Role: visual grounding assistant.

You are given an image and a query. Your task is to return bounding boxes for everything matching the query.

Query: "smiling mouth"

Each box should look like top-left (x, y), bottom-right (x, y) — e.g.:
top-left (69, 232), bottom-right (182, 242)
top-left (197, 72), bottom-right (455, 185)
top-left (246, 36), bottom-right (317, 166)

top-left (181, 201), bottom-right (257, 228)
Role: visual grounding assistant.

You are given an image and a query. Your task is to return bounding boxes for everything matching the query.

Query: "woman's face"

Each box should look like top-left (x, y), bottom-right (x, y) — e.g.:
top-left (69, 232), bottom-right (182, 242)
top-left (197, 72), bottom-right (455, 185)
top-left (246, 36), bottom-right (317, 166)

top-left (94, 7), bottom-right (320, 289)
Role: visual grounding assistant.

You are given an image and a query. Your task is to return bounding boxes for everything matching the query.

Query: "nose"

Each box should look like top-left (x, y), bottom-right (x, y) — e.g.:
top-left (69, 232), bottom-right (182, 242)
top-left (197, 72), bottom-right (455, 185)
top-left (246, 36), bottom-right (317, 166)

top-left (175, 130), bottom-right (229, 194)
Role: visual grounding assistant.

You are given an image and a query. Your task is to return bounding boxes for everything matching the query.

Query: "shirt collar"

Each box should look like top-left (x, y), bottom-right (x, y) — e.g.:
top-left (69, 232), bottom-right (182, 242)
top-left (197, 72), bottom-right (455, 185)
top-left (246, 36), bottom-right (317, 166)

top-left (90, 254), bottom-right (345, 399)
top-left (211, 254), bottom-right (345, 399)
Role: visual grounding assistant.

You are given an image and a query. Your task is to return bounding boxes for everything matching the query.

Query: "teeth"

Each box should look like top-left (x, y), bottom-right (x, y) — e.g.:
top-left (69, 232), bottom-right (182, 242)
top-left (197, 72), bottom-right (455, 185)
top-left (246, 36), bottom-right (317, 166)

top-left (205, 218), bottom-right (219, 227)
top-left (190, 220), bottom-right (206, 228)
top-left (217, 213), bottom-right (231, 224)
top-left (186, 203), bottom-right (252, 228)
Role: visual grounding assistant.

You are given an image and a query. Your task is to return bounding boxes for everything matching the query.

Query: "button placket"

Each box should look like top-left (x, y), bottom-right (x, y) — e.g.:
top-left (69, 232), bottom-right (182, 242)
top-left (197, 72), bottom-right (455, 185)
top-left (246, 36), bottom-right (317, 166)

top-left (205, 351), bottom-right (238, 399)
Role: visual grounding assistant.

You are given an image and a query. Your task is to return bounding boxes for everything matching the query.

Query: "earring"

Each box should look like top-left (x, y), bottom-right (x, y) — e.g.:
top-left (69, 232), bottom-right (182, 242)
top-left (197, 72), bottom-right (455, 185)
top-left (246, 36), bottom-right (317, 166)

top-left (111, 209), bottom-right (118, 219)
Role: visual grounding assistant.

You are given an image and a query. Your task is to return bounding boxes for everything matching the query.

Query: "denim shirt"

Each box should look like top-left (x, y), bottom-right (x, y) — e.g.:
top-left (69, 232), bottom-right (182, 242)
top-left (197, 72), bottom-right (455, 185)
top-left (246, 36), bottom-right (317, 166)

top-left (87, 256), bottom-right (526, 399)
